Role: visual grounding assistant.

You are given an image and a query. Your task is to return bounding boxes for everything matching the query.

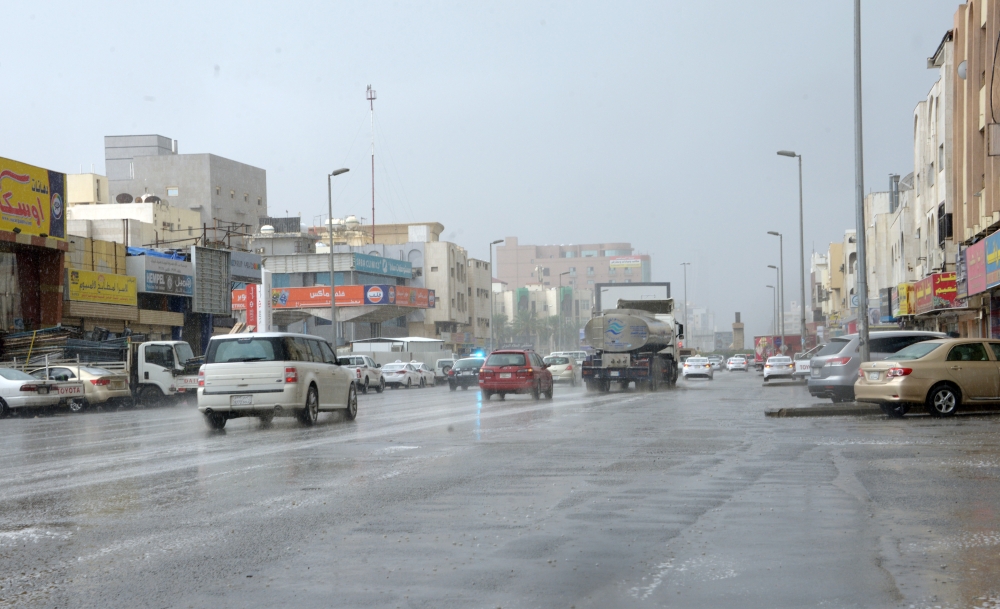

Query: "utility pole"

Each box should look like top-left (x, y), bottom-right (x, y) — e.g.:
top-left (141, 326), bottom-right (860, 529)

top-left (853, 0), bottom-right (870, 362)
top-left (367, 85), bottom-right (377, 245)
top-left (489, 239), bottom-right (504, 351)
top-left (328, 168), bottom-right (350, 347)
top-left (680, 263), bottom-right (691, 349)
top-left (767, 232), bottom-right (785, 352)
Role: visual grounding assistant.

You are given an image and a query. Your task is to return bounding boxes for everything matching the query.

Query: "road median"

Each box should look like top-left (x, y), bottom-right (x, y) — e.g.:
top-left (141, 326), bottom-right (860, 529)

top-left (765, 402), bottom-right (881, 417)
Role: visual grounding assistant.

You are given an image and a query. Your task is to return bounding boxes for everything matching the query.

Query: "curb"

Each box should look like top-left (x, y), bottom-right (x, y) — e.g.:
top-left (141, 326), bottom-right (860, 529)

top-left (765, 403), bottom-right (881, 417)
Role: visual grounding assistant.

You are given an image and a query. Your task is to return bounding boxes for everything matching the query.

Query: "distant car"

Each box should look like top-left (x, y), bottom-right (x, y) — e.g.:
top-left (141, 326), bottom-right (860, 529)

top-left (381, 362), bottom-right (421, 389)
top-left (478, 349), bottom-right (553, 400)
top-left (682, 357), bottom-right (714, 380)
top-left (763, 356), bottom-right (795, 381)
top-left (707, 356), bottom-right (724, 370)
top-left (410, 361), bottom-right (436, 387)
top-left (448, 358), bottom-right (485, 391)
top-left (338, 355), bottom-right (385, 394)
top-left (726, 357), bottom-right (748, 372)
top-left (0, 367), bottom-right (64, 417)
top-left (856, 338), bottom-right (1000, 417)
top-left (550, 350), bottom-right (588, 365)
top-left (435, 359), bottom-right (456, 382)
top-left (29, 365), bottom-right (128, 411)
top-left (792, 344), bottom-right (824, 380)
top-left (543, 355), bottom-right (582, 386)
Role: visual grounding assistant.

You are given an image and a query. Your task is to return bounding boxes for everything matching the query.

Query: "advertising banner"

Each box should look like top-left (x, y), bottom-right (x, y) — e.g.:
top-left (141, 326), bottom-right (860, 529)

top-left (191, 247), bottom-right (231, 315)
top-left (266, 286), bottom-right (367, 309)
top-left (992, 295), bottom-right (1000, 339)
top-left (126, 256), bottom-right (194, 296)
top-left (246, 284), bottom-right (258, 326)
top-left (890, 287), bottom-right (899, 318)
top-left (879, 288), bottom-right (895, 323)
top-left (428, 290), bottom-right (436, 308)
top-left (609, 256), bottom-right (643, 268)
top-left (0, 157), bottom-right (66, 240)
top-left (232, 289), bottom-right (248, 310)
top-left (230, 251), bottom-right (263, 284)
top-left (987, 231), bottom-right (1000, 289)
top-left (896, 283), bottom-right (914, 316)
top-left (352, 253), bottom-right (412, 279)
top-left (967, 240), bottom-right (987, 296)
top-left (914, 272), bottom-right (958, 315)
top-left (66, 269), bottom-right (137, 306)
top-left (364, 284), bottom-right (391, 305)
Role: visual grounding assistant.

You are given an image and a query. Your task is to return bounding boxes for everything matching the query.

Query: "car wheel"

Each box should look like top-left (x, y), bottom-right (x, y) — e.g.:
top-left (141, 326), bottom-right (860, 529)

top-left (449, 383), bottom-right (457, 392)
top-left (498, 392), bottom-right (506, 401)
top-left (405, 379), bottom-right (412, 389)
top-left (67, 399), bottom-right (86, 413)
top-left (442, 365), bottom-right (452, 376)
top-left (0, 398), bottom-right (9, 419)
top-left (461, 385), bottom-right (469, 390)
top-left (543, 384), bottom-right (553, 400)
top-left (376, 377), bottom-right (385, 393)
top-left (139, 385), bottom-right (163, 408)
top-left (204, 412), bottom-right (227, 430)
top-left (420, 378), bottom-right (426, 388)
top-left (362, 378), bottom-right (369, 394)
top-left (344, 383), bottom-right (358, 421)
top-left (880, 403), bottom-right (910, 418)
top-left (259, 411), bottom-right (274, 426)
top-left (299, 385), bottom-right (320, 426)
top-left (483, 390), bottom-right (494, 400)
top-left (531, 383), bottom-right (540, 400)
top-left (926, 383), bottom-right (959, 417)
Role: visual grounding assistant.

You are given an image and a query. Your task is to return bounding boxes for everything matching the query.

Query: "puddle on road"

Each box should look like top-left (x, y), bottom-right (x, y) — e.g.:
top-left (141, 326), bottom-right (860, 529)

top-left (0, 527), bottom-right (72, 546)
top-left (627, 555), bottom-right (738, 600)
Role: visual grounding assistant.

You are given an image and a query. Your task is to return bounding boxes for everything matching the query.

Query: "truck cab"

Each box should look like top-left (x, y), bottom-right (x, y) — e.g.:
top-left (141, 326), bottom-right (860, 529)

top-left (132, 341), bottom-right (200, 405)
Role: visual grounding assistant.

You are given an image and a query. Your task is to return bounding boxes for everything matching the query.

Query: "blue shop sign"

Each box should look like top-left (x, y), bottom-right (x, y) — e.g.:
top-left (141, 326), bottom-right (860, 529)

top-left (352, 253), bottom-right (412, 278)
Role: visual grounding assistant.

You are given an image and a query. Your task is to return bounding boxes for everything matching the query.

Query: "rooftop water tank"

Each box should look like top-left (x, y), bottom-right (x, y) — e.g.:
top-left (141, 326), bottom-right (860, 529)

top-left (260, 225), bottom-right (275, 235)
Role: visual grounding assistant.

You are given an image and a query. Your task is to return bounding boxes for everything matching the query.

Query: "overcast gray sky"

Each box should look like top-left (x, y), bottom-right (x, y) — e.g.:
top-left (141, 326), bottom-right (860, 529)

top-left (3, 0), bottom-right (960, 338)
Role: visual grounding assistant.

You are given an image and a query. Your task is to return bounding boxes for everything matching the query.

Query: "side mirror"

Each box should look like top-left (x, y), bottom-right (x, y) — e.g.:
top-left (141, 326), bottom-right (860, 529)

top-left (376, 363), bottom-right (381, 368)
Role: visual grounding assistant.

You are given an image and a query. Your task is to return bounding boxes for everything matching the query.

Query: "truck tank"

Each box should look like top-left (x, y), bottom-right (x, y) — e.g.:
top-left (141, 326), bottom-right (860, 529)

top-left (584, 309), bottom-right (675, 353)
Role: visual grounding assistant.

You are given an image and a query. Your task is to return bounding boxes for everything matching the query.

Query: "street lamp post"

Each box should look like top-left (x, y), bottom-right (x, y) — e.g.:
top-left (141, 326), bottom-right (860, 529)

top-left (767, 285), bottom-right (776, 335)
top-left (558, 271), bottom-right (570, 350)
top-left (767, 232), bottom-right (785, 353)
top-left (680, 263), bottom-right (691, 349)
top-left (767, 263), bottom-right (783, 351)
top-left (852, 0), bottom-right (871, 362)
top-left (778, 150), bottom-right (807, 352)
top-left (489, 239), bottom-right (504, 351)
top-left (327, 168), bottom-right (350, 347)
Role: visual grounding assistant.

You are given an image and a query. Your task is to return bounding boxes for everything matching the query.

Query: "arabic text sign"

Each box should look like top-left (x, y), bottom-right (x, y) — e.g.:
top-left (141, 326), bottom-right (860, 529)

top-left (968, 240), bottom-right (987, 296)
top-left (352, 253), bottom-right (412, 278)
top-left (609, 256), bottom-right (643, 268)
top-left (67, 269), bottom-right (137, 306)
top-left (0, 157), bottom-right (66, 239)
top-left (126, 256), bottom-right (194, 296)
top-left (986, 231), bottom-right (1000, 289)
top-left (230, 251), bottom-right (263, 284)
top-left (914, 272), bottom-right (958, 315)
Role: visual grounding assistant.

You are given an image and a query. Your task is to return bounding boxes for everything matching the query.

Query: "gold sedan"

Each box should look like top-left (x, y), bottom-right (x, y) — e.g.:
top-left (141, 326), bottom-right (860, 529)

top-left (855, 338), bottom-right (1000, 418)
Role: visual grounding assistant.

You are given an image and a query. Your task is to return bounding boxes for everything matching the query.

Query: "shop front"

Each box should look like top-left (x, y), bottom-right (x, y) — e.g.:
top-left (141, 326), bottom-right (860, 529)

top-left (62, 268), bottom-right (138, 337)
top-left (0, 157), bottom-right (69, 333)
top-left (126, 253), bottom-right (192, 340)
top-left (912, 272), bottom-right (967, 334)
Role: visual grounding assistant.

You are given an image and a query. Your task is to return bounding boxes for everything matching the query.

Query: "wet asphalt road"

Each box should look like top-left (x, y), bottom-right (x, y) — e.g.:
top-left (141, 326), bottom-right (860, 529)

top-left (2, 373), bottom-right (1000, 608)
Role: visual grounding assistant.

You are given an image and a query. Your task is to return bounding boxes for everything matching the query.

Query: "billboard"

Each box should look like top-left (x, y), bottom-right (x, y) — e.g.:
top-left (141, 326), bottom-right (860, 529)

top-left (0, 157), bottom-right (66, 239)
top-left (967, 240), bottom-right (987, 296)
top-left (126, 256), bottom-right (194, 296)
top-left (230, 251), bottom-right (263, 284)
top-left (66, 269), bottom-right (137, 306)
top-left (609, 256), bottom-right (643, 268)
top-left (914, 272), bottom-right (958, 315)
top-left (985, 231), bottom-right (1000, 289)
top-left (191, 247), bottom-right (232, 315)
top-left (352, 253), bottom-right (412, 278)
top-left (894, 283), bottom-right (914, 316)
top-left (246, 285), bottom-right (434, 310)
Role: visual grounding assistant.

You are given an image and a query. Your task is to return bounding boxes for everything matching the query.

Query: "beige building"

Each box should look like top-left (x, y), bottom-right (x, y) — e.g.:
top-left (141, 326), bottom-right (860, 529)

top-left (68, 201), bottom-right (202, 248)
top-left (495, 237), bottom-right (651, 291)
top-left (67, 173), bottom-right (110, 206)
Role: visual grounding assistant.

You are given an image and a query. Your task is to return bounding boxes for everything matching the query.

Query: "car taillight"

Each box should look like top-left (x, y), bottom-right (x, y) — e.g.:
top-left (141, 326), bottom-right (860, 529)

top-left (826, 357), bottom-right (851, 367)
top-left (517, 368), bottom-right (533, 378)
top-left (448, 369), bottom-right (455, 376)
top-left (285, 367), bottom-right (298, 383)
top-left (90, 378), bottom-right (111, 386)
top-left (566, 364), bottom-right (573, 370)
top-left (887, 367), bottom-right (913, 377)
top-left (19, 384), bottom-right (40, 392)
top-left (198, 366), bottom-right (205, 387)
top-left (704, 365), bottom-right (710, 368)
top-left (355, 368), bottom-right (362, 378)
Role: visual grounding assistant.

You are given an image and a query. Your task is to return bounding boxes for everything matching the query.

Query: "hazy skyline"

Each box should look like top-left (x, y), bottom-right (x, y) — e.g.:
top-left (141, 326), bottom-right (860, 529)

top-left (3, 1), bottom-right (960, 338)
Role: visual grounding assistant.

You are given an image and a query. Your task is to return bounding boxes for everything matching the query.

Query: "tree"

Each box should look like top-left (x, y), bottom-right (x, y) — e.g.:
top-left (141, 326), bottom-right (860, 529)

top-left (512, 309), bottom-right (541, 347)
top-left (492, 313), bottom-right (512, 346)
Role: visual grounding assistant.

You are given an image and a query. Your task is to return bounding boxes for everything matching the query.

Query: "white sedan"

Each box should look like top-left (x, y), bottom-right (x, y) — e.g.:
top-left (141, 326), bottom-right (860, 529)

top-left (410, 362), bottom-right (436, 387)
top-left (726, 357), bottom-right (748, 372)
top-left (763, 356), bottom-right (796, 381)
top-left (382, 362), bottom-right (422, 389)
top-left (682, 357), bottom-right (714, 380)
top-left (0, 368), bottom-right (63, 417)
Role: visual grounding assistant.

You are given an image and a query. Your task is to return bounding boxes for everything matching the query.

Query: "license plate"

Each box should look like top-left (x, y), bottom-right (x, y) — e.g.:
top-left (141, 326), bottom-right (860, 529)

top-left (231, 395), bottom-right (253, 406)
top-left (111, 382), bottom-right (125, 390)
top-left (59, 386), bottom-right (82, 395)
top-left (463, 371), bottom-right (475, 375)
top-left (499, 373), bottom-right (511, 379)
top-left (811, 369), bottom-right (820, 377)
top-left (610, 371), bottom-right (620, 377)
top-left (37, 386), bottom-right (49, 395)
top-left (867, 372), bottom-right (880, 381)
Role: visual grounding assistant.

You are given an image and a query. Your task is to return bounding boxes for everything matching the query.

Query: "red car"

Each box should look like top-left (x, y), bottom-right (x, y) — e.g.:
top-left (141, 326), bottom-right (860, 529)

top-left (478, 349), bottom-right (554, 401)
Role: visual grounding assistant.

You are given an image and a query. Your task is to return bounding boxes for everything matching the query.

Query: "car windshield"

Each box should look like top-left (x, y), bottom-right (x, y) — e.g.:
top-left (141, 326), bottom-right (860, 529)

top-left (768, 357), bottom-right (791, 364)
top-left (0, 368), bottom-right (38, 381)
top-left (455, 359), bottom-right (485, 370)
top-left (205, 337), bottom-right (289, 363)
top-left (816, 339), bottom-right (851, 357)
top-left (383, 364), bottom-right (406, 371)
top-left (174, 343), bottom-right (195, 364)
top-left (486, 353), bottom-right (526, 367)
top-left (687, 358), bottom-right (708, 364)
top-left (890, 342), bottom-right (943, 361)
top-left (544, 357), bottom-right (569, 365)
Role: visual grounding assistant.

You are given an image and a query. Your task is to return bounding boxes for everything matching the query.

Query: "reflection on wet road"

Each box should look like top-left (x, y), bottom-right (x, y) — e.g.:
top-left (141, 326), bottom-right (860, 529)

top-left (1, 373), bottom-right (999, 608)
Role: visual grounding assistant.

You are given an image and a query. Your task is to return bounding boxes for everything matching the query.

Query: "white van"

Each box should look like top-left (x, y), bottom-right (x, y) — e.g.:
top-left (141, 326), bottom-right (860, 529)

top-left (197, 332), bottom-right (358, 430)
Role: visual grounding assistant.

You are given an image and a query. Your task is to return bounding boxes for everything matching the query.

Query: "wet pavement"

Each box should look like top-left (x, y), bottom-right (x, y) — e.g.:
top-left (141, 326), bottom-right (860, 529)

top-left (2, 373), bottom-right (1000, 608)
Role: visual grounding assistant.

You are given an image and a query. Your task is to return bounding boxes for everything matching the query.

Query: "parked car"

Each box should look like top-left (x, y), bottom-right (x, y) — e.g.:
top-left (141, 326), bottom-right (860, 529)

top-left (682, 357), bottom-right (714, 380)
top-left (410, 361), bottom-right (436, 387)
top-left (726, 357), bottom-right (748, 372)
top-left (793, 344), bottom-right (825, 380)
top-left (434, 358), bottom-right (456, 382)
top-left (338, 355), bottom-right (385, 394)
top-left (550, 350), bottom-right (589, 365)
top-left (763, 356), bottom-right (795, 381)
top-left (0, 368), bottom-right (65, 417)
top-left (382, 362), bottom-right (421, 389)
top-left (707, 355), bottom-right (724, 370)
top-left (856, 338), bottom-right (1000, 418)
top-left (29, 364), bottom-right (129, 411)
top-left (479, 349), bottom-right (553, 400)
top-left (197, 332), bottom-right (358, 430)
top-left (543, 355), bottom-right (582, 386)
top-left (448, 358), bottom-right (485, 391)
top-left (808, 331), bottom-right (947, 402)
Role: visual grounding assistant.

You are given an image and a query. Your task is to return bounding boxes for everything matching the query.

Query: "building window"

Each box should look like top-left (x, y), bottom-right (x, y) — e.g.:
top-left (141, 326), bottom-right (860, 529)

top-left (244, 193), bottom-right (249, 202)
top-left (257, 197), bottom-right (262, 206)
top-left (431, 266), bottom-right (438, 272)
top-left (938, 144), bottom-right (944, 169)
top-left (188, 227), bottom-right (193, 236)
top-left (569, 267), bottom-right (576, 276)
top-left (96, 181), bottom-right (101, 202)
top-left (581, 250), bottom-right (598, 257)
top-left (587, 280), bottom-right (594, 285)
top-left (230, 190), bottom-right (235, 199)
top-left (608, 268), bottom-right (616, 275)
top-left (216, 186), bottom-right (221, 195)
top-left (624, 267), bottom-right (633, 275)
top-left (586, 267), bottom-right (595, 275)
top-left (167, 187), bottom-right (179, 197)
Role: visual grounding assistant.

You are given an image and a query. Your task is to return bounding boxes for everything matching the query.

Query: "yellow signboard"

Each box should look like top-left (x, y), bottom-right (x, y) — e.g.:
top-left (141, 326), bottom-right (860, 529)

top-left (0, 157), bottom-right (66, 239)
top-left (67, 269), bottom-right (137, 306)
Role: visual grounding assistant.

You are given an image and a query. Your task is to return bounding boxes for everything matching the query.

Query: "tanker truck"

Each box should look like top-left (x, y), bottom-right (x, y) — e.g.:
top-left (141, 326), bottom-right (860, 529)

top-left (581, 299), bottom-right (681, 392)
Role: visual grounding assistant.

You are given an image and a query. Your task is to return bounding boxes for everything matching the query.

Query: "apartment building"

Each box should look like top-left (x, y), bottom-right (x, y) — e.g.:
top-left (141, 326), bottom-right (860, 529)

top-left (495, 237), bottom-right (651, 291)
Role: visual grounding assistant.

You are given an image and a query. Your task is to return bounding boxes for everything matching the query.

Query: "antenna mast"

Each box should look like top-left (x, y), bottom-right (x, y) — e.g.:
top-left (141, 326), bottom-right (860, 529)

top-left (367, 84), bottom-right (377, 244)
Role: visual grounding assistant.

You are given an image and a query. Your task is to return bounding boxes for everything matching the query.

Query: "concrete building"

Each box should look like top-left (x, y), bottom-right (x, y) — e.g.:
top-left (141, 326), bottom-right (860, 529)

top-left (66, 173), bottom-right (109, 206)
top-left (105, 135), bottom-right (267, 244)
top-left (68, 201), bottom-right (202, 248)
top-left (495, 237), bottom-right (651, 291)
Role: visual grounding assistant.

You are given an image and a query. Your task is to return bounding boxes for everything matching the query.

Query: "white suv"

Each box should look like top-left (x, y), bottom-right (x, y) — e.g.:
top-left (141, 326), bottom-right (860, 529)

top-left (339, 355), bottom-right (385, 394)
top-left (198, 332), bottom-right (358, 430)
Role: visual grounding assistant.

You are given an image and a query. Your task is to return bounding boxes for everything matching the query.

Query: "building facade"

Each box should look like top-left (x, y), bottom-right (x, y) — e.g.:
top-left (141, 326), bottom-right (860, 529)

top-left (495, 237), bottom-right (651, 291)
